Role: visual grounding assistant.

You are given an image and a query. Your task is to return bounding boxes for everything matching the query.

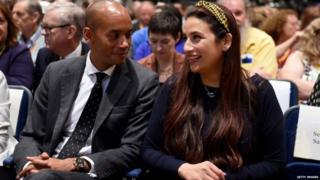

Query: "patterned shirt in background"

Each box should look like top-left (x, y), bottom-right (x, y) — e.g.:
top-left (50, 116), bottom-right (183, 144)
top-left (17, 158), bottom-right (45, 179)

top-left (308, 74), bottom-right (320, 106)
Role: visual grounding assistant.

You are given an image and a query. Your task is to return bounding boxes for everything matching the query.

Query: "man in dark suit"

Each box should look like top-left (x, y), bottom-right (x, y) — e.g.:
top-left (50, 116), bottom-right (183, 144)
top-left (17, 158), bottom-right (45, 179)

top-left (33, 1), bottom-right (90, 91)
top-left (13, 1), bottom-right (159, 180)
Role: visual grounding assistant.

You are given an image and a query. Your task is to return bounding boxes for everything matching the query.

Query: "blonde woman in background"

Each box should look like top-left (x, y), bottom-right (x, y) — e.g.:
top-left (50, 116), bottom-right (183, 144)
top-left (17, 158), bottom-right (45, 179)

top-left (278, 18), bottom-right (320, 100)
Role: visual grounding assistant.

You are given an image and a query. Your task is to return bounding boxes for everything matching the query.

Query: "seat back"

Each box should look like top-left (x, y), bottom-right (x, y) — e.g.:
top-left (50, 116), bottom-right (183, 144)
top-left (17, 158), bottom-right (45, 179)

top-left (284, 106), bottom-right (320, 179)
top-left (8, 85), bottom-right (32, 139)
top-left (284, 105), bottom-right (300, 164)
top-left (269, 80), bottom-right (298, 113)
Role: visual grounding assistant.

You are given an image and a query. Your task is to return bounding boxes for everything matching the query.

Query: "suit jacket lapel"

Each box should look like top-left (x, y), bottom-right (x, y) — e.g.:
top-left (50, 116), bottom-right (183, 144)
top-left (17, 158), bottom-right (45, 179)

top-left (92, 61), bottom-right (131, 137)
top-left (50, 56), bottom-right (86, 152)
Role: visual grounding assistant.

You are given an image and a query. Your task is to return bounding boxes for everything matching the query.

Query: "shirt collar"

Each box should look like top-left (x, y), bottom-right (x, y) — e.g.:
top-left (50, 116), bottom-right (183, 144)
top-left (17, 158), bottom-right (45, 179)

top-left (20, 26), bottom-right (42, 48)
top-left (85, 51), bottom-right (116, 77)
top-left (64, 42), bottom-right (82, 59)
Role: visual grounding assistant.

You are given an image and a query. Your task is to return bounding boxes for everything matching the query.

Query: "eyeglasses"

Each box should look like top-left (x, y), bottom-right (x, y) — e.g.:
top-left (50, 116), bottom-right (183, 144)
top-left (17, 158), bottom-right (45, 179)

top-left (41, 23), bottom-right (71, 32)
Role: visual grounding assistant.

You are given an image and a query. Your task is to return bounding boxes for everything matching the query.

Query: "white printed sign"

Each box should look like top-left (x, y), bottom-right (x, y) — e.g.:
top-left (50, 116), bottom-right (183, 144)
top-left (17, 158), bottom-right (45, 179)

top-left (294, 105), bottom-right (320, 161)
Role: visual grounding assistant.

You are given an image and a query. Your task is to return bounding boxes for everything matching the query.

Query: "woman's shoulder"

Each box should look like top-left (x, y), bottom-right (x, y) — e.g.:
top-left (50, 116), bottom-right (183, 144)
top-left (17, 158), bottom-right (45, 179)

top-left (175, 52), bottom-right (185, 72)
top-left (9, 42), bottom-right (28, 51)
top-left (175, 52), bottom-right (184, 63)
top-left (159, 75), bottom-right (177, 93)
top-left (250, 74), bottom-right (267, 85)
top-left (249, 74), bottom-right (272, 93)
top-left (138, 54), bottom-right (156, 70)
top-left (5, 43), bottom-right (29, 56)
top-left (138, 54), bottom-right (154, 63)
top-left (288, 50), bottom-right (305, 61)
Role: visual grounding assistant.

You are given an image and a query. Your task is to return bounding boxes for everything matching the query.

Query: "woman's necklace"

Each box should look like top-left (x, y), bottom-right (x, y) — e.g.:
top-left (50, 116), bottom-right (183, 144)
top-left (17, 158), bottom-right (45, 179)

top-left (203, 85), bottom-right (216, 98)
top-left (156, 54), bottom-right (176, 82)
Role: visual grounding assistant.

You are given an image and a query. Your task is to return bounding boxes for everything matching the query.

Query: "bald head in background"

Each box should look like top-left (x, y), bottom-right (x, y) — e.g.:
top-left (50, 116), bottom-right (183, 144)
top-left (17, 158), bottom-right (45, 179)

top-left (84, 0), bottom-right (132, 70)
top-left (217, 0), bottom-right (248, 27)
top-left (217, 0), bottom-right (278, 78)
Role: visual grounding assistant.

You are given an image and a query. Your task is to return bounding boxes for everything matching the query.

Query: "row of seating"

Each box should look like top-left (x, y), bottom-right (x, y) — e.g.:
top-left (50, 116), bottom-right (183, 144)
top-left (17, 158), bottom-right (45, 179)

top-left (3, 80), bottom-right (319, 179)
top-left (1, 85), bottom-right (145, 179)
top-left (285, 106), bottom-right (320, 179)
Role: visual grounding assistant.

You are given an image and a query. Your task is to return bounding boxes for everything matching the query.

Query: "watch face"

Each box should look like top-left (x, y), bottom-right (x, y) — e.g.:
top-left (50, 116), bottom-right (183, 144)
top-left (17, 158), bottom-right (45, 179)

top-left (75, 158), bottom-right (86, 170)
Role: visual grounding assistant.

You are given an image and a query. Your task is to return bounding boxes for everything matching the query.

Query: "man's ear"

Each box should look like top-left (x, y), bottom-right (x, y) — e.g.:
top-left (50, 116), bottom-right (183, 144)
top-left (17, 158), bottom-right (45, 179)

top-left (31, 12), bottom-right (40, 24)
top-left (222, 33), bottom-right (232, 52)
top-left (83, 27), bottom-right (91, 42)
top-left (67, 25), bottom-right (77, 39)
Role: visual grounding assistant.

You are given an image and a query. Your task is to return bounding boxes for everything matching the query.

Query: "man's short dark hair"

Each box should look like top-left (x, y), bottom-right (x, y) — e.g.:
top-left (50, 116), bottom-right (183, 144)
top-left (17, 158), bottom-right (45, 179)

top-left (25, 0), bottom-right (43, 24)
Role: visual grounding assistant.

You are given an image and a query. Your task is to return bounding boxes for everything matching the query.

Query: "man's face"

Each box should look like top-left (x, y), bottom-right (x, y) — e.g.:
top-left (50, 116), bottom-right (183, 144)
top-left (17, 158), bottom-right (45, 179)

top-left (139, 3), bottom-right (155, 26)
top-left (41, 10), bottom-right (71, 55)
top-left (219, 0), bottom-right (247, 28)
top-left (84, 8), bottom-right (132, 68)
top-left (12, 1), bottom-right (37, 36)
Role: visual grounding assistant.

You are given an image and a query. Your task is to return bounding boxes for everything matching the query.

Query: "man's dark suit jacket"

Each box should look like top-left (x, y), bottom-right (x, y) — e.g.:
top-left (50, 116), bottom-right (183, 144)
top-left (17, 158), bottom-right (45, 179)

top-left (13, 55), bottom-right (159, 179)
top-left (33, 42), bottom-right (90, 91)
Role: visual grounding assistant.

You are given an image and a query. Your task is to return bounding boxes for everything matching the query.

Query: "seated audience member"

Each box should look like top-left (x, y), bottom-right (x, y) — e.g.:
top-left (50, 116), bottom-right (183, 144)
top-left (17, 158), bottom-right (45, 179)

top-left (134, 35), bottom-right (185, 61)
top-left (33, 1), bottom-right (89, 91)
top-left (13, 0), bottom-right (159, 180)
top-left (130, 1), bottom-right (156, 54)
top-left (218, 0), bottom-right (278, 79)
top-left (131, 26), bottom-right (148, 57)
top-left (128, 0), bottom-right (141, 21)
top-left (0, 71), bottom-right (18, 180)
top-left (0, 2), bottom-right (34, 90)
top-left (132, 0), bottom-right (155, 33)
top-left (131, 1), bottom-right (168, 60)
top-left (260, 9), bottom-right (301, 68)
top-left (139, 10), bottom-right (184, 84)
top-left (12, 0), bottom-right (45, 64)
top-left (141, 1), bottom-right (284, 179)
top-left (278, 18), bottom-right (320, 101)
top-left (133, 5), bottom-right (185, 61)
top-left (248, 6), bottom-right (277, 28)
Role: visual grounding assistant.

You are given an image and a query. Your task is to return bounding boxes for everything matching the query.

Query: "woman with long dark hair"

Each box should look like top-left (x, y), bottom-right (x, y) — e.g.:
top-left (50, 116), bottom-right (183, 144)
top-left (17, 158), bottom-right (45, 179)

top-left (141, 1), bottom-right (284, 179)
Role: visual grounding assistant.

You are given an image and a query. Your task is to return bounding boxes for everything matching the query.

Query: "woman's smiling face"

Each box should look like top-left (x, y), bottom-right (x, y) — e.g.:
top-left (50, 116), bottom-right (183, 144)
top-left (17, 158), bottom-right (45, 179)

top-left (183, 16), bottom-right (225, 75)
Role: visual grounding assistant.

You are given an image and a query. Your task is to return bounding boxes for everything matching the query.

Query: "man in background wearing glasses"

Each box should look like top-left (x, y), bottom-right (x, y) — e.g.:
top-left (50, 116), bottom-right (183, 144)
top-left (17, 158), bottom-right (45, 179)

top-left (33, 2), bottom-right (90, 91)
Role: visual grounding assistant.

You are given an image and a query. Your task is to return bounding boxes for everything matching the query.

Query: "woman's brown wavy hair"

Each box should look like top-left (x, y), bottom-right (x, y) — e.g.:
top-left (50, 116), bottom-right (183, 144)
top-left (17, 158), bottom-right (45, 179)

top-left (0, 1), bottom-right (18, 47)
top-left (163, 3), bottom-right (255, 169)
top-left (260, 9), bottom-right (298, 44)
top-left (300, 17), bottom-right (320, 66)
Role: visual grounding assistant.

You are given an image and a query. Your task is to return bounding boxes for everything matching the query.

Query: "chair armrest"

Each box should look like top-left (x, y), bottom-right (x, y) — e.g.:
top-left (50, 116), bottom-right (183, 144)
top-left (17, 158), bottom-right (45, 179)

top-left (286, 161), bottom-right (320, 172)
top-left (286, 161), bottom-right (320, 180)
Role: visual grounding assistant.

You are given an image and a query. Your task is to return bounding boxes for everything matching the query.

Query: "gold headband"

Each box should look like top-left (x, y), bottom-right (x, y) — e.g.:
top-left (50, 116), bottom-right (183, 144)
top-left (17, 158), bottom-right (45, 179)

top-left (195, 0), bottom-right (230, 32)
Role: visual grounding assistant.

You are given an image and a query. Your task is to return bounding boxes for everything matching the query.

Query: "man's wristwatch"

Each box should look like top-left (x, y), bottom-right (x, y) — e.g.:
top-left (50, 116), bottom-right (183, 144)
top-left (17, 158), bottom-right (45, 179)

top-left (73, 157), bottom-right (89, 172)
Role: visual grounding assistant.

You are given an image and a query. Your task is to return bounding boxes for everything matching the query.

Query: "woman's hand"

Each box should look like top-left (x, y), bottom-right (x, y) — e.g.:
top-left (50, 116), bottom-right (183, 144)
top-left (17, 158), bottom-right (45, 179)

top-left (178, 161), bottom-right (226, 180)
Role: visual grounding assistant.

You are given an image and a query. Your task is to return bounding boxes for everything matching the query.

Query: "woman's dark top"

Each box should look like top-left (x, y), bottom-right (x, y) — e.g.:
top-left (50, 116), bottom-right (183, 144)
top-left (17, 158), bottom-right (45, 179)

top-left (0, 43), bottom-right (34, 90)
top-left (141, 74), bottom-right (285, 179)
